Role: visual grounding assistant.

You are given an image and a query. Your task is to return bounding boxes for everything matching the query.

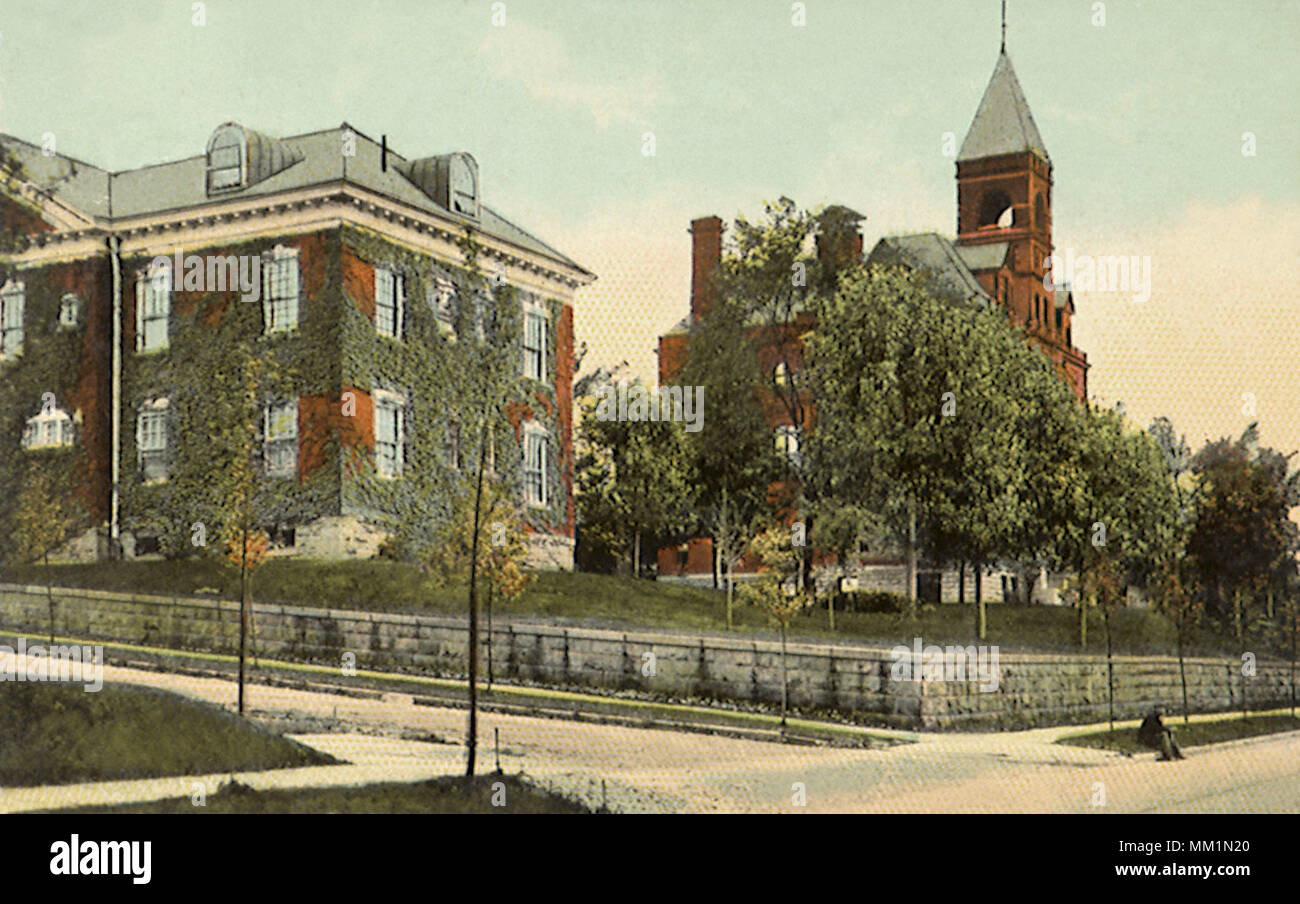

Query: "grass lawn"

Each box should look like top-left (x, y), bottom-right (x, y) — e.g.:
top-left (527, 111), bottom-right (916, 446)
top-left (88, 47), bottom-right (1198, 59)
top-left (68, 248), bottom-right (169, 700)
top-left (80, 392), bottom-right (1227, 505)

top-left (0, 682), bottom-right (335, 787)
top-left (52, 775), bottom-right (590, 813)
top-left (1057, 714), bottom-right (1300, 754)
top-left (0, 559), bottom-right (1265, 656)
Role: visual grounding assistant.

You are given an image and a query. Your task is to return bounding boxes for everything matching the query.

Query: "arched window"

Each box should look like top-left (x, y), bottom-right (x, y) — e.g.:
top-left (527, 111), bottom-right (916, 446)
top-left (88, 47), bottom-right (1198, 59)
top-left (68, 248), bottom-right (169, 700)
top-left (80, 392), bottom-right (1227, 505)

top-left (1034, 192), bottom-right (1047, 231)
top-left (207, 124), bottom-right (246, 193)
top-left (773, 361), bottom-right (791, 386)
top-left (977, 190), bottom-right (1013, 229)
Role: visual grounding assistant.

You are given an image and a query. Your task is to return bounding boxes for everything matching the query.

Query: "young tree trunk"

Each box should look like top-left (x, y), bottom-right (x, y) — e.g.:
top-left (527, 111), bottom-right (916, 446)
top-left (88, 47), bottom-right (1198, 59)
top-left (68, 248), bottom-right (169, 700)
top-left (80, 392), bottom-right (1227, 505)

top-left (725, 569), bottom-right (734, 631)
top-left (238, 531), bottom-right (248, 716)
top-left (1104, 606), bottom-right (1115, 732)
top-left (974, 562), bottom-right (986, 640)
top-left (1077, 557), bottom-right (1088, 649)
top-left (486, 580), bottom-right (494, 691)
top-left (779, 622), bottom-right (789, 730)
top-left (44, 550), bottom-right (55, 646)
top-left (466, 414), bottom-right (490, 778)
top-left (711, 535), bottom-right (719, 590)
top-left (958, 560), bottom-right (966, 605)
top-left (1291, 603), bottom-right (1297, 719)
top-left (905, 504), bottom-right (918, 618)
top-left (1178, 612), bottom-right (1190, 726)
top-left (633, 530), bottom-right (641, 578)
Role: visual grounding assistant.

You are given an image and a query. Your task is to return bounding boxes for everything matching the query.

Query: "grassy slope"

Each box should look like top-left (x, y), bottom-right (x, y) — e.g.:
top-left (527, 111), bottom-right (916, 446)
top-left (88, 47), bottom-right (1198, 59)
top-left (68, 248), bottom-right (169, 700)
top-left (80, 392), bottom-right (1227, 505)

top-left (0, 559), bottom-right (1265, 656)
top-left (52, 775), bottom-right (590, 814)
top-left (0, 682), bottom-right (335, 787)
top-left (1057, 714), bottom-right (1300, 754)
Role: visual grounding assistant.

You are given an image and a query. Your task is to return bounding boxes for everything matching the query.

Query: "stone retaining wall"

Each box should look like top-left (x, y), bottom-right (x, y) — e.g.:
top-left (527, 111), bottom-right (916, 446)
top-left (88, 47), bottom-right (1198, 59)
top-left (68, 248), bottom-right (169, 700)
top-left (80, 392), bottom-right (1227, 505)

top-left (0, 583), bottom-right (1292, 728)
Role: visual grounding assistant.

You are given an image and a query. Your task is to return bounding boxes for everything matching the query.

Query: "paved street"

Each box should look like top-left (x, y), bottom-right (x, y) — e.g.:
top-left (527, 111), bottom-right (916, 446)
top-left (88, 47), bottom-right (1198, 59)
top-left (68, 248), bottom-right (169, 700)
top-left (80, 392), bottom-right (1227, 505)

top-left (6, 660), bottom-right (1299, 814)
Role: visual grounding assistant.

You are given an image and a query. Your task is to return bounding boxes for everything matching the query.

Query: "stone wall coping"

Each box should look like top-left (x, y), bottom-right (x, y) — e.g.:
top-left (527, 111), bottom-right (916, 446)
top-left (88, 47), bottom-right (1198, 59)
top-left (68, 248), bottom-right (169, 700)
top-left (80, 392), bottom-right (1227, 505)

top-left (0, 582), bottom-right (1285, 669)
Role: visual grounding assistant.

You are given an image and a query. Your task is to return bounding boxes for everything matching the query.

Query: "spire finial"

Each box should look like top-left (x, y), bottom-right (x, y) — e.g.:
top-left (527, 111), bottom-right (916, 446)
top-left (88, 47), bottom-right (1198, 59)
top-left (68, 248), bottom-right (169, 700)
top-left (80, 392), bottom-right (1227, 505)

top-left (1001, 1), bottom-right (1007, 52)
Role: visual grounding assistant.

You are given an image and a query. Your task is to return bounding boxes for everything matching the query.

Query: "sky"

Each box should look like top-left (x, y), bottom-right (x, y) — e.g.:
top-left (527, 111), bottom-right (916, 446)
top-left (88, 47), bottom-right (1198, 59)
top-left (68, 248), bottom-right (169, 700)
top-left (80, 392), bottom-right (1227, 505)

top-left (1, 0), bottom-right (1297, 464)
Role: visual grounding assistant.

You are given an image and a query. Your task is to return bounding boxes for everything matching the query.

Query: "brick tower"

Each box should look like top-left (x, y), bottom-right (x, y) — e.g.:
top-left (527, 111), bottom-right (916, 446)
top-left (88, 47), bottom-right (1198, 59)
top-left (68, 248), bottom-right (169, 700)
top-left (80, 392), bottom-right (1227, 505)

top-left (955, 49), bottom-right (1088, 398)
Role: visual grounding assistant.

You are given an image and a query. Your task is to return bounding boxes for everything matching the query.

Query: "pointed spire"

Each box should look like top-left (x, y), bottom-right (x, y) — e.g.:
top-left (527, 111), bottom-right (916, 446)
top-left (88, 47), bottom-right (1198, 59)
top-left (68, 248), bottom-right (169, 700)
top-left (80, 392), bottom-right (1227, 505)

top-left (957, 50), bottom-right (1050, 163)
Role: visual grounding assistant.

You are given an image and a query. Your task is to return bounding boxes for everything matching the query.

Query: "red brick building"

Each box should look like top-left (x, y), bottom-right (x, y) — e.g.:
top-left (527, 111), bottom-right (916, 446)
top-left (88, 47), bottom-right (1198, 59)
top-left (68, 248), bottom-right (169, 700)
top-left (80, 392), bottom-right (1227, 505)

top-left (657, 50), bottom-right (1088, 600)
top-left (0, 122), bottom-right (592, 565)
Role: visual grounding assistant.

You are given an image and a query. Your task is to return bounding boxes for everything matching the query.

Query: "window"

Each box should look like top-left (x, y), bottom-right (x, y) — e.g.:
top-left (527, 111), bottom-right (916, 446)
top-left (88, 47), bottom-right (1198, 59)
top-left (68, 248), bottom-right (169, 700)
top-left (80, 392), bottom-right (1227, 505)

top-left (0, 281), bottom-right (24, 359)
top-left (773, 361), bottom-right (791, 386)
top-left (375, 267), bottom-right (404, 338)
top-left (264, 399), bottom-right (299, 477)
top-left (262, 246), bottom-right (300, 333)
top-left (136, 262), bottom-right (170, 351)
top-left (524, 425), bottom-right (548, 507)
top-left (449, 153), bottom-right (479, 218)
top-left (471, 288), bottom-right (491, 342)
top-left (373, 390), bottom-right (405, 478)
top-left (523, 304), bottom-right (547, 380)
top-left (207, 124), bottom-right (246, 193)
top-left (59, 294), bottom-right (81, 329)
top-left (775, 425), bottom-right (801, 466)
top-left (444, 414), bottom-right (460, 470)
top-left (22, 405), bottom-right (74, 449)
top-left (137, 399), bottom-right (169, 482)
top-left (429, 268), bottom-right (457, 338)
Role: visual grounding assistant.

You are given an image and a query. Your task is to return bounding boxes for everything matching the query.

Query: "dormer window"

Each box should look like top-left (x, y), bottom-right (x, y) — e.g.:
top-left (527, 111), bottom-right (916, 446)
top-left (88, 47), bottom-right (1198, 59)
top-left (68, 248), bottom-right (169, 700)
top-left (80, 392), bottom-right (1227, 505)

top-left (449, 153), bottom-right (479, 218)
top-left (207, 124), bottom-right (246, 193)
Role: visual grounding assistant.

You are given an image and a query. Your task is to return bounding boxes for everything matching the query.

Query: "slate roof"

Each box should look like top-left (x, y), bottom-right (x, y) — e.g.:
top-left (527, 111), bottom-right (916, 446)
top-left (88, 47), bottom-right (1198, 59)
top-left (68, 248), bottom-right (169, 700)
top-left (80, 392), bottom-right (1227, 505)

top-left (867, 234), bottom-right (991, 304)
top-left (958, 51), bottom-right (1050, 163)
top-left (0, 123), bottom-right (589, 276)
top-left (955, 242), bottom-right (1009, 272)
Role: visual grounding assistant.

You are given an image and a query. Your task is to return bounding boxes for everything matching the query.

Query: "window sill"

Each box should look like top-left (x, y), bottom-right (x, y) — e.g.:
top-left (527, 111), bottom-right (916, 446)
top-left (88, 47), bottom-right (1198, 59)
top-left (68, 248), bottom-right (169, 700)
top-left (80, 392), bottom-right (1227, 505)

top-left (135, 346), bottom-right (169, 356)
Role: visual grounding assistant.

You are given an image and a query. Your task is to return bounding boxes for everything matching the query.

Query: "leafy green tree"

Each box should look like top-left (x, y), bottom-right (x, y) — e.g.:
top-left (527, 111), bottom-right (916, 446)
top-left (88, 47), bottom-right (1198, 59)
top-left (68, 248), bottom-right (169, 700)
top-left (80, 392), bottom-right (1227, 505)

top-left (9, 465), bottom-right (85, 643)
top-left (1187, 423), bottom-right (1300, 642)
top-left (738, 527), bottom-right (808, 728)
top-left (678, 291), bottom-right (778, 591)
top-left (577, 378), bottom-right (692, 576)
top-left (806, 264), bottom-right (1033, 622)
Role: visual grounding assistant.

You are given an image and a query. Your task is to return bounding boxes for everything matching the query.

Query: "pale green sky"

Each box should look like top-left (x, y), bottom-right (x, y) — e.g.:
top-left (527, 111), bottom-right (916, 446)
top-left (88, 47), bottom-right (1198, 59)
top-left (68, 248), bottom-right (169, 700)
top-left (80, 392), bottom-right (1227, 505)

top-left (1, 0), bottom-right (1297, 461)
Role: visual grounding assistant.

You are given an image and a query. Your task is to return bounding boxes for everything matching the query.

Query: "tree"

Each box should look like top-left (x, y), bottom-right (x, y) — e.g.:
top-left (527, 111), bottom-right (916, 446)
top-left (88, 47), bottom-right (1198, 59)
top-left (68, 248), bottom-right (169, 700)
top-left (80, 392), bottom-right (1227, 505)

top-left (738, 527), bottom-right (808, 729)
top-left (209, 339), bottom-right (270, 716)
top-left (452, 230), bottom-right (521, 778)
top-left (1187, 424), bottom-right (1300, 642)
top-left (807, 264), bottom-right (1033, 621)
top-left (578, 378), bottom-right (692, 576)
top-left (9, 465), bottom-right (84, 644)
top-left (424, 479), bottom-right (533, 690)
top-left (678, 290), bottom-right (778, 593)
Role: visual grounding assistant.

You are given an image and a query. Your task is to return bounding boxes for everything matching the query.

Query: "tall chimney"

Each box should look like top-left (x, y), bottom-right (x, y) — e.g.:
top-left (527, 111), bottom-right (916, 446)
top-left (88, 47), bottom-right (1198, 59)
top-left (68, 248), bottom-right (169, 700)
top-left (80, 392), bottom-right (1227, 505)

top-left (690, 216), bottom-right (723, 323)
top-left (815, 205), bottom-right (865, 272)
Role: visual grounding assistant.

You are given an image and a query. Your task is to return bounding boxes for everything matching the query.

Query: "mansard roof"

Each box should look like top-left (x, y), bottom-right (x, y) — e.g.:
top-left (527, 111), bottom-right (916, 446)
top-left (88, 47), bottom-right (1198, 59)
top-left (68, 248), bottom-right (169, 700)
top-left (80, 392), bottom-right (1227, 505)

top-left (958, 51), bottom-right (1050, 164)
top-left (0, 123), bottom-right (589, 278)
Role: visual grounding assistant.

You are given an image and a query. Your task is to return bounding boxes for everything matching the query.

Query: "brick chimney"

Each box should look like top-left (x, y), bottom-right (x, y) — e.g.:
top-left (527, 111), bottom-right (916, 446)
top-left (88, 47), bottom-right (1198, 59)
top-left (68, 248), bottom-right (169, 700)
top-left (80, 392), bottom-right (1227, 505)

top-left (815, 205), bottom-right (865, 272)
top-left (690, 215), bottom-right (723, 323)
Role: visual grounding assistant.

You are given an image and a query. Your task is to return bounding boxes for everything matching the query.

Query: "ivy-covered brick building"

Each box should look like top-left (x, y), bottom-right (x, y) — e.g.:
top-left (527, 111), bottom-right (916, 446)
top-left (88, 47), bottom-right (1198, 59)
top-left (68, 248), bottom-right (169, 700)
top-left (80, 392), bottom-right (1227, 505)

top-left (0, 122), bottom-right (593, 567)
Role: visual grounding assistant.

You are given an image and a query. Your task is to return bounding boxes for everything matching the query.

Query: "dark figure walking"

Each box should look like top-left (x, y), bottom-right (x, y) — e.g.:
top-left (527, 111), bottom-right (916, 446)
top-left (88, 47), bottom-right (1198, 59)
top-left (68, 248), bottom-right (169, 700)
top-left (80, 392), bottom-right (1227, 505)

top-left (1138, 707), bottom-right (1185, 761)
